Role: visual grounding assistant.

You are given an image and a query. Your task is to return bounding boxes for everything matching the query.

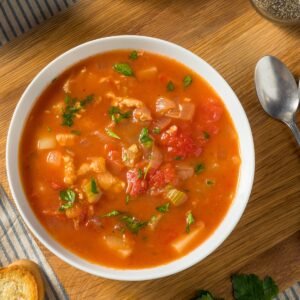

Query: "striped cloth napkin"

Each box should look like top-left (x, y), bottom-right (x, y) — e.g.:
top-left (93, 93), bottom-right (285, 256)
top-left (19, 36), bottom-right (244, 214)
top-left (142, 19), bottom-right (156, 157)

top-left (0, 0), bottom-right (77, 47)
top-left (0, 185), bottom-right (69, 300)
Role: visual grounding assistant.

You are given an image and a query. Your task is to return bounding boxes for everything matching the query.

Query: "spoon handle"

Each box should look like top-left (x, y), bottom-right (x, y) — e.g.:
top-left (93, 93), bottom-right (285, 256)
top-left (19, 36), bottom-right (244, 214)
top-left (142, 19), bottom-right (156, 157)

top-left (286, 120), bottom-right (300, 146)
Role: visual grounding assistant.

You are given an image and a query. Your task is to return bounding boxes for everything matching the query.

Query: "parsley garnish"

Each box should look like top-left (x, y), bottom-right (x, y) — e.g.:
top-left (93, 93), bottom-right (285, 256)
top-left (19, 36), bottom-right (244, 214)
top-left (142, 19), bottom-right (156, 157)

top-left (113, 63), bottom-right (134, 76)
top-left (80, 95), bottom-right (94, 107)
top-left (102, 210), bottom-right (121, 217)
top-left (137, 168), bottom-right (144, 179)
top-left (125, 194), bottom-right (131, 204)
top-left (105, 128), bottom-right (121, 139)
top-left (139, 128), bottom-right (153, 148)
top-left (59, 189), bottom-right (76, 211)
top-left (206, 179), bottom-right (215, 186)
top-left (156, 202), bottom-right (170, 213)
top-left (152, 127), bottom-right (161, 134)
top-left (121, 215), bottom-right (147, 234)
top-left (203, 131), bottom-right (210, 140)
top-left (175, 156), bottom-right (182, 161)
top-left (190, 290), bottom-right (215, 300)
top-left (167, 81), bottom-right (175, 91)
top-left (108, 106), bottom-right (132, 123)
top-left (183, 75), bottom-right (193, 87)
top-left (91, 178), bottom-right (98, 194)
top-left (232, 274), bottom-right (279, 300)
top-left (195, 163), bottom-right (205, 174)
top-left (129, 50), bottom-right (138, 60)
top-left (186, 211), bottom-right (195, 233)
top-left (71, 130), bottom-right (81, 135)
top-left (62, 94), bottom-right (93, 127)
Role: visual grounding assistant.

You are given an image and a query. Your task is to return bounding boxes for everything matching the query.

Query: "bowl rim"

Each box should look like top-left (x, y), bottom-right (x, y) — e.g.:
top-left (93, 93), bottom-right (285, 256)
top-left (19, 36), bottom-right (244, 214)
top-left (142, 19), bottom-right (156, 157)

top-left (6, 35), bottom-right (255, 281)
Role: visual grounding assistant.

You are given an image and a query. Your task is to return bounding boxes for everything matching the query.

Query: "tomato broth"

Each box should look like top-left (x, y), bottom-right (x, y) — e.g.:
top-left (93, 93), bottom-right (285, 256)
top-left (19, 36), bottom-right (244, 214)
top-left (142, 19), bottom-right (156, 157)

top-left (20, 50), bottom-right (240, 269)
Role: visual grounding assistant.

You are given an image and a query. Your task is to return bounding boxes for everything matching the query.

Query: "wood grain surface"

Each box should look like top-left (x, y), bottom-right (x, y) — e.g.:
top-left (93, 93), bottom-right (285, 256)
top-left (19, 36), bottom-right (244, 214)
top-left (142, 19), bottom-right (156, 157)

top-left (0, 0), bottom-right (299, 299)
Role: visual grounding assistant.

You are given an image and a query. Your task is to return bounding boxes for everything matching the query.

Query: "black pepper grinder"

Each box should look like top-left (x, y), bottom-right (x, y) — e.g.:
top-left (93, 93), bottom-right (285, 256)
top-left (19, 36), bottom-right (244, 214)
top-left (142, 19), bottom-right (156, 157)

top-left (251, 0), bottom-right (300, 24)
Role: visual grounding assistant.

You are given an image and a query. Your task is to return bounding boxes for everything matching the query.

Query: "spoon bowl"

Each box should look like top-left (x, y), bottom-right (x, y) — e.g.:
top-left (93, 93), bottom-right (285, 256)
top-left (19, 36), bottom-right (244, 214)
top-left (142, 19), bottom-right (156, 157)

top-left (255, 55), bottom-right (300, 145)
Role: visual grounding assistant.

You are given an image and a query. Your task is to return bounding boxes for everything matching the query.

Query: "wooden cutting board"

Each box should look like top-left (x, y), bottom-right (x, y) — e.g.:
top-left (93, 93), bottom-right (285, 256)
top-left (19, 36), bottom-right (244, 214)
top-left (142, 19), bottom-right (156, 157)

top-left (0, 0), bottom-right (299, 299)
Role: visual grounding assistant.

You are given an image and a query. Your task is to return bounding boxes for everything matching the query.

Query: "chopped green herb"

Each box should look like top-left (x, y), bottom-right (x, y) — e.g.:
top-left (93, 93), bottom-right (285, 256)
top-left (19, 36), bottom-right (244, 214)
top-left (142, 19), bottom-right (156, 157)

top-left (183, 75), bottom-right (193, 87)
top-left (203, 131), bottom-right (210, 140)
top-left (139, 128), bottom-right (153, 148)
top-left (71, 130), bottom-right (81, 135)
top-left (186, 211), bottom-right (195, 233)
top-left (195, 163), bottom-right (205, 174)
top-left (206, 179), bottom-right (215, 186)
top-left (175, 156), bottom-right (182, 161)
top-left (121, 215), bottom-right (147, 234)
top-left (137, 168), bottom-right (144, 179)
top-left (105, 128), bottom-right (121, 140)
top-left (91, 178), bottom-right (98, 194)
top-left (113, 63), bottom-right (134, 76)
top-left (108, 106), bottom-right (132, 123)
top-left (232, 274), bottom-right (278, 300)
top-left (62, 94), bottom-right (93, 127)
top-left (156, 202), bottom-right (170, 213)
top-left (129, 50), bottom-right (138, 60)
top-left (59, 189), bottom-right (76, 211)
top-left (102, 210), bottom-right (121, 217)
top-left (190, 290), bottom-right (216, 300)
top-left (125, 194), bottom-right (131, 204)
top-left (152, 127), bottom-right (161, 134)
top-left (47, 126), bottom-right (52, 132)
top-left (80, 94), bottom-right (94, 107)
top-left (167, 81), bottom-right (175, 91)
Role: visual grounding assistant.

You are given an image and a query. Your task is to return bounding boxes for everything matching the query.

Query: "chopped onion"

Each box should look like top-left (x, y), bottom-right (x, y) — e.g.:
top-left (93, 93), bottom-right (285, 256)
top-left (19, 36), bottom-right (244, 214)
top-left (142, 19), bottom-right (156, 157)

top-left (149, 145), bottom-right (163, 170)
top-left (133, 107), bottom-right (152, 122)
top-left (178, 102), bottom-right (195, 120)
top-left (37, 136), bottom-right (56, 150)
top-left (153, 117), bottom-right (171, 131)
top-left (175, 163), bottom-right (194, 180)
top-left (156, 97), bottom-right (176, 114)
top-left (166, 188), bottom-right (187, 206)
top-left (91, 130), bottom-right (117, 143)
top-left (46, 151), bottom-right (62, 167)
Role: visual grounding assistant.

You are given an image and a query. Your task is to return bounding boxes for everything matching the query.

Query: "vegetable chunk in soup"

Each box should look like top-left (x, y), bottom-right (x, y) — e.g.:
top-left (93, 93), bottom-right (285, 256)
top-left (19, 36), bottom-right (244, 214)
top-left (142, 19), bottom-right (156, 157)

top-left (20, 50), bottom-right (240, 269)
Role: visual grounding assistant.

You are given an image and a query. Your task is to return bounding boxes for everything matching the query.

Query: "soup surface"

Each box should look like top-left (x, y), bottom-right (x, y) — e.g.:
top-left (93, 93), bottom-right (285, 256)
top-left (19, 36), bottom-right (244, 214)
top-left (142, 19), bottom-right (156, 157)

top-left (20, 50), bottom-right (240, 269)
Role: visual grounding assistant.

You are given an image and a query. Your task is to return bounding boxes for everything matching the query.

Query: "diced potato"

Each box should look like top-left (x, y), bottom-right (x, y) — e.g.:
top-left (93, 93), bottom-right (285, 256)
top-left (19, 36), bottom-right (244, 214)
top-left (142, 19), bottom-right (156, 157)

top-left (37, 136), bottom-right (56, 150)
top-left (63, 155), bottom-right (76, 185)
top-left (46, 151), bottom-right (62, 167)
top-left (82, 179), bottom-right (102, 203)
top-left (136, 66), bottom-right (158, 80)
top-left (65, 205), bottom-right (83, 219)
top-left (77, 157), bottom-right (106, 176)
top-left (122, 144), bottom-right (141, 167)
top-left (97, 173), bottom-right (125, 193)
top-left (171, 222), bottom-right (205, 253)
top-left (56, 133), bottom-right (76, 147)
top-left (103, 235), bottom-right (133, 258)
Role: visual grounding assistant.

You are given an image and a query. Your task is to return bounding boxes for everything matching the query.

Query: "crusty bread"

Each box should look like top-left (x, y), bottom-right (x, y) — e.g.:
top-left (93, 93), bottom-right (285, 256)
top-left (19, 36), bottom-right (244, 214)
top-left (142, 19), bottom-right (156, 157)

top-left (0, 260), bottom-right (45, 300)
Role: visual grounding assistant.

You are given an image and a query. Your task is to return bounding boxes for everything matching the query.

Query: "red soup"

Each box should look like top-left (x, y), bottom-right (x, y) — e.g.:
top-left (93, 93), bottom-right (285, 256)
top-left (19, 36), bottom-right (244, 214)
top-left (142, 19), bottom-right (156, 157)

top-left (20, 50), bottom-right (240, 269)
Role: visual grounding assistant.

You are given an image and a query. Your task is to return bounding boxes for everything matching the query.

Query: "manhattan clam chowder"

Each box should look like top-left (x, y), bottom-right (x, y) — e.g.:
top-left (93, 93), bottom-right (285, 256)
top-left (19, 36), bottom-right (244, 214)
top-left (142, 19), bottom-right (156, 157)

top-left (20, 50), bottom-right (240, 269)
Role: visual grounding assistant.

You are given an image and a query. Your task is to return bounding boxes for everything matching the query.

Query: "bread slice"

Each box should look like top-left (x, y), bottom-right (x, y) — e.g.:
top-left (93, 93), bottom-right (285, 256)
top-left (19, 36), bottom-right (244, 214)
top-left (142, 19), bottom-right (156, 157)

top-left (0, 260), bottom-right (45, 300)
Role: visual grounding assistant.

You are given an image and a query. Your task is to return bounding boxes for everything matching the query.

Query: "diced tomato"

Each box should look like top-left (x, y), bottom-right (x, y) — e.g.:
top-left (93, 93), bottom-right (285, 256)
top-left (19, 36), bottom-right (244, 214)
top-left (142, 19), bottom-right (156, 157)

top-left (202, 103), bottom-right (223, 123)
top-left (126, 169), bottom-right (148, 196)
top-left (149, 163), bottom-right (177, 189)
top-left (160, 126), bottom-right (202, 158)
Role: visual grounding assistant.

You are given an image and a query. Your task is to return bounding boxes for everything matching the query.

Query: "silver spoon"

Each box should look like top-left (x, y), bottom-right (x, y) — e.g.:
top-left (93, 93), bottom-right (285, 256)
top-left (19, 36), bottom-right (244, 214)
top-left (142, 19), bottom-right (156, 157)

top-left (255, 55), bottom-right (300, 146)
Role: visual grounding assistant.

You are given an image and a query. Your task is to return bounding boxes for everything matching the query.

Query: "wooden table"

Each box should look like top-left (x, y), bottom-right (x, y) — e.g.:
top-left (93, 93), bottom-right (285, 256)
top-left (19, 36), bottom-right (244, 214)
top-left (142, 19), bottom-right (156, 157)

top-left (0, 0), bottom-right (299, 299)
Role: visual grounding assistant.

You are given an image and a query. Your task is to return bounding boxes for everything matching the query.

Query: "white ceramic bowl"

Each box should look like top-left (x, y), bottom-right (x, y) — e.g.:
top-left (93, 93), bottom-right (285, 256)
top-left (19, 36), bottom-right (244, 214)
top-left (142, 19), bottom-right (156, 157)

top-left (6, 35), bottom-right (255, 281)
